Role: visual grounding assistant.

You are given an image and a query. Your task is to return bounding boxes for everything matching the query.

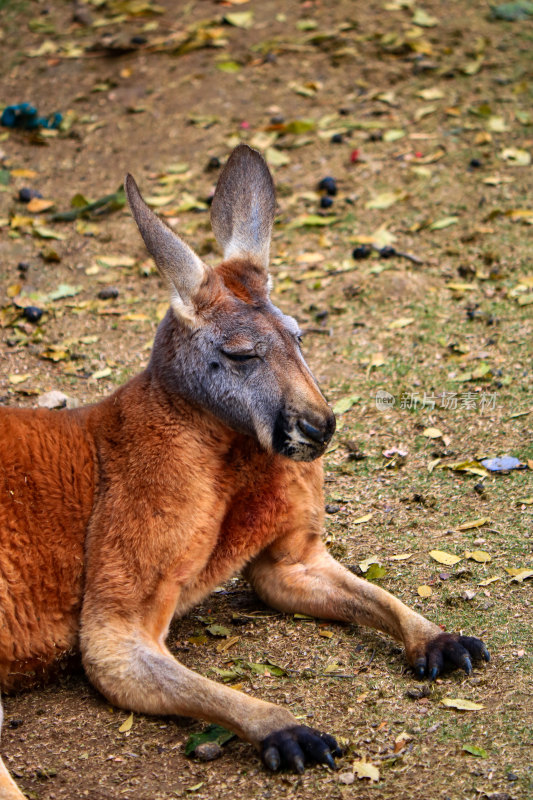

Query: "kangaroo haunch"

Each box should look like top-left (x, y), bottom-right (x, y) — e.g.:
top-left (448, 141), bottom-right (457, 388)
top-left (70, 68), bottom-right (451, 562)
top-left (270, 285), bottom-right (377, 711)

top-left (0, 145), bottom-right (489, 797)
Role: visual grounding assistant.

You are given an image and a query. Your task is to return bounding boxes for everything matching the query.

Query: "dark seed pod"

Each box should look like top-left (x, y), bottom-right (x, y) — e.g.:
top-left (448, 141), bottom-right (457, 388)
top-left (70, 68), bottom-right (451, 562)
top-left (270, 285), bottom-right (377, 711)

top-left (320, 195), bottom-right (334, 209)
top-left (318, 176), bottom-right (337, 196)
top-left (352, 245), bottom-right (372, 260)
top-left (23, 306), bottom-right (44, 323)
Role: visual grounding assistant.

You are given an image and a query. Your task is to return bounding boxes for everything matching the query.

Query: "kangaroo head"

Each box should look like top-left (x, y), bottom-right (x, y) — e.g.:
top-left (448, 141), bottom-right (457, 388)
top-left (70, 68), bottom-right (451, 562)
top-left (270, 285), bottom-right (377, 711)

top-left (125, 144), bottom-right (335, 461)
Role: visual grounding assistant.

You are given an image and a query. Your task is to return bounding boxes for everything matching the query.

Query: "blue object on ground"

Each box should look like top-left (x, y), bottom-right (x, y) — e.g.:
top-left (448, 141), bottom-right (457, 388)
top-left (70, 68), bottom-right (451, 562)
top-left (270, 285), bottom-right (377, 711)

top-left (1, 103), bottom-right (62, 131)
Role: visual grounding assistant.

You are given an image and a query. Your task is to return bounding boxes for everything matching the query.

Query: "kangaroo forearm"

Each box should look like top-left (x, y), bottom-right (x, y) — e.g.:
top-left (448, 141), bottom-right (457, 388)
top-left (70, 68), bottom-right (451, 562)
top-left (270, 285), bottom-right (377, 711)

top-left (82, 633), bottom-right (295, 744)
top-left (247, 554), bottom-right (440, 648)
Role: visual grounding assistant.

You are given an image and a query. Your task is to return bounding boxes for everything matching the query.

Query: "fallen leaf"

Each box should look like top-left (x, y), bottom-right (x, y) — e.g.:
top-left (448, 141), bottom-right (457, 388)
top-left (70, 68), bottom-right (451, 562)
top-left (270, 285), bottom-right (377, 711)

top-left (206, 624), bottom-right (232, 637)
top-left (333, 394), bottom-right (360, 415)
top-left (500, 147), bottom-right (531, 166)
top-left (463, 744), bottom-right (488, 758)
top-left (48, 284), bottom-right (82, 301)
top-left (478, 576), bottom-right (501, 586)
top-left (27, 198), bottom-right (55, 213)
top-left (353, 514), bottom-right (374, 528)
top-left (365, 563), bottom-right (387, 581)
top-left (319, 629), bottom-right (334, 638)
top-left (185, 724), bottom-right (235, 757)
top-left (359, 555), bottom-right (379, 572)
top-left (417, 585), bottom-right (432, 597)
top-left (504, 568), bottom-right (533, 582)
top-left (118, 713), bottom-right (133, 733)
top-left (8, 374), bottom-right (30, 385)
top-left (33, 225), bottom-right (66, 240)
top-left (387, 317), bottom-right (414, 329)
top-left (91, 367), bottom-right (112, 380)
top-left (389, 553), bottom-right (413, 561)
top-left (441, 698), bottom-right (484, 711)
top-left (423, 427), bottom-right (443, 439)
top-left (365, 190), bottom-right (407, 210)
top-left (429, 550), bottom-right (462, 566)
top-left (465, 550), bottom-right (492, 563)
top-left (456, 517), bottom-right (489, 531)
top-left (429, 216), bottom-right (459, 230)
top-left (352, 758), bottom-right (379, 782)
top-left (223, 10), bottom-right (254, 28)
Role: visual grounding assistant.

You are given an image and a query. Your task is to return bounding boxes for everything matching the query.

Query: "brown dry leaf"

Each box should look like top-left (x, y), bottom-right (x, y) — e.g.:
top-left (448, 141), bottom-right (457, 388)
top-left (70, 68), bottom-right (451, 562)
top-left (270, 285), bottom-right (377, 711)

top-left (216, 635), bottom-right (240, 653)
top-left (417, 585), bottom-right (432, 597)
top-left (429, 550), bottom-right (462, 566)
top-left (441, 698), bottom-right (484, 711)
top-left (465, 550), bottom-right (492, 563)
top-left (456, 517), bottom-right (489, 531)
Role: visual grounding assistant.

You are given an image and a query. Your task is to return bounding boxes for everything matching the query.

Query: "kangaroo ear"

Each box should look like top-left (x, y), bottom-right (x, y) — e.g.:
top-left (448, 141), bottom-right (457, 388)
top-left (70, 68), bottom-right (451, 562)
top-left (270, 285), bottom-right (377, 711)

top-left (125, 174), bottom-right (208, 325)
top-left (210, 144), bottom-right (276, 270)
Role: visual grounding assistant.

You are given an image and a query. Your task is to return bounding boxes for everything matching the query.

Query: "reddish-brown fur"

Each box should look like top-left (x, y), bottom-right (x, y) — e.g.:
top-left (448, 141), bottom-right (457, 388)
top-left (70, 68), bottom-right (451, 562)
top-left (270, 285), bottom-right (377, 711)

top-left (0, 146), bottom-right (489, 797)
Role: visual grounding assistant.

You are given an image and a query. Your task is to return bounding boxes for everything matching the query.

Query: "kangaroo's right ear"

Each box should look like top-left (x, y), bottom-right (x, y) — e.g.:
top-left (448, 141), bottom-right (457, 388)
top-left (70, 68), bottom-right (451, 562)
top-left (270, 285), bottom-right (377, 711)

top-left (210, 144), bottom-right (276, 271)
top-left (125, 173), bottom-right (208, 326)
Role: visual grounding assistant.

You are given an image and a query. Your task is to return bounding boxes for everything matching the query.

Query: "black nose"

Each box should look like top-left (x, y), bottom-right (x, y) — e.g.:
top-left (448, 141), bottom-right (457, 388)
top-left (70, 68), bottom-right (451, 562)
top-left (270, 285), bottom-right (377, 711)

top-left (297, 418), bottom-right (330, 445)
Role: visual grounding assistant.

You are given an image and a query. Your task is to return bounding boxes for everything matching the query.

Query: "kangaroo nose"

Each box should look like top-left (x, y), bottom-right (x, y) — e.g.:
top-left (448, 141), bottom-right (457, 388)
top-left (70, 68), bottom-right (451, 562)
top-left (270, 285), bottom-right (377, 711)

top-left (297, 418), bottom-right (330, 445)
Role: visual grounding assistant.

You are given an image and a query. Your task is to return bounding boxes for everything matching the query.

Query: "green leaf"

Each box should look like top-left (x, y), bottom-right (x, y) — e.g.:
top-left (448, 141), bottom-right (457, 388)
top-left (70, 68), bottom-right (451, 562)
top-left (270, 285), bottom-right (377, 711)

top-left (463, 744), bottom-right (488, 757)
top-left (248, 661), bottom-right (287, 677)
top-left (429, 216), bottom-right (459, 231)
top-left (185, 724), bottom-right (235, 757)
top-left (216, 60), bottom-right (242, 73)
top-left (48, 284), bottom-right (82, 301)
top-left (284, 119), bottom-right (315, 135)
top-left (33, 225), bottom-right (66, 241)
top-left (365, 564), bottom-right (388, 581)
top-left (332, 394), bottom-right (360, 415)
top-left (206, 624), bottom-right (232, 637)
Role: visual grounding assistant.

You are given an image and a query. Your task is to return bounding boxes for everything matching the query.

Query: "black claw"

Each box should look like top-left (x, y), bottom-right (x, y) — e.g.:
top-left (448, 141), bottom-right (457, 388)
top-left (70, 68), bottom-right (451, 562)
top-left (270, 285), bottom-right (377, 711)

top-left (463, 656), bottom-right (472, 675)
top-left (263, 746), bottom-right (280, 772)
top-left (429, 666), bottom-right (439, 681)
top-left (294, 755), bottom-right (305, 774)
top-left (482, 647), bottom-right (491, 662)
top-left (415, 658), bottom-right (426, 679)
top-left (324, 752), bottom-right (336, 770)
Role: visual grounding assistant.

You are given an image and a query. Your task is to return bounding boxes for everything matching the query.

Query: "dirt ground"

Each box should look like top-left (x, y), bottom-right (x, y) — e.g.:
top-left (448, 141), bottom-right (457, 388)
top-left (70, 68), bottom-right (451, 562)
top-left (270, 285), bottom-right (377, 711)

top-left (0, 0), bottom-right (532, 798)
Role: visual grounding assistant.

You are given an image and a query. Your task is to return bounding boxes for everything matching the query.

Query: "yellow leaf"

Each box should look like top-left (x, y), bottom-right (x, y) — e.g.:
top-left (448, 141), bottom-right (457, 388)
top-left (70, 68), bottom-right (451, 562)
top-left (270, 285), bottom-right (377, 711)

top-left (121, 312), bottom-right (149, 322)
top-left (389, 553), bottom-right (413, 561)
top-left (119, 712), bottom-right (133, 733)
top-left (441, 698), bottom-right (484, 711)
top-left (387, 317), bottom-right (414, 330)
top-left (465, 550), bottom-right (492, 563)
top-left (27, 198), bottom-right (55, 213)
top-left (353, 513), bottom-right (373, 525)
top-left (319, 630), bottom-right (334, 638)
top-left (478, 576), bottom-right (501, 587)
top-left (359, 555), bottom-right (379, 572)
top-left (7, 283), bottom-right (22, 298)
top-left (504, 568), bottom-right (533, 582)
top-left (11, 168), bottom-right (38, 178)
top-left (500, 147), bottom-right (531, 166)
top-left (91, 367), bottom-right (112, 380)
top-left (365, 190), bottom-right (407, 210)
top-left (352, 758), bottom-right (380, 782)
top-left (97, 255), bottom-right (136, 268)
top-left (517, 497), bottom-right (533, 505)
top-left (456, 517), bottom-right (489, 531)
top-left (417, 585), bottom-right (432, 597)
top-left (423, 427), bottom-right (443, 439)
top-left (429, 550), bottom-right (462, 566)
top-left (8, 374), bottom-right (30, 385)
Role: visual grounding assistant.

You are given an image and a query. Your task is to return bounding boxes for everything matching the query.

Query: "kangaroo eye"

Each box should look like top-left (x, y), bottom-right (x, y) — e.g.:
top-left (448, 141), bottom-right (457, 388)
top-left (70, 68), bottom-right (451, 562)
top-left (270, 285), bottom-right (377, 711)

top-left (221, 350), bottom-right (257, 363)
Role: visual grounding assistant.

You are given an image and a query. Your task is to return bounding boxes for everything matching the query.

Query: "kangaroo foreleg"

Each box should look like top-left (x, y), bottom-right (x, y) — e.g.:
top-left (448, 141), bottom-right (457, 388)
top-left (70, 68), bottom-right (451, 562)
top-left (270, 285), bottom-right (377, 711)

top-left (246, 535), bottom-right (490, 679)
top-left (81, 622), bottom-right (340, 772)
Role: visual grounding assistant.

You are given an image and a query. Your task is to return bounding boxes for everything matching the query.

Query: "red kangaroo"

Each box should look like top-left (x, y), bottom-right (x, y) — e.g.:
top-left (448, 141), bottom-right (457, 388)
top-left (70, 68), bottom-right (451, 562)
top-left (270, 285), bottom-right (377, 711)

top-left (0, 145), bottom-right (489, 797)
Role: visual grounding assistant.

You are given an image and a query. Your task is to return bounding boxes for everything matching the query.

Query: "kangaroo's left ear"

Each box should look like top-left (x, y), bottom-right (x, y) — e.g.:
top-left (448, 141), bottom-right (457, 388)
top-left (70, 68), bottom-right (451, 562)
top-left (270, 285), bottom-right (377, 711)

top-left (210, 144), bottom-right (276, 271)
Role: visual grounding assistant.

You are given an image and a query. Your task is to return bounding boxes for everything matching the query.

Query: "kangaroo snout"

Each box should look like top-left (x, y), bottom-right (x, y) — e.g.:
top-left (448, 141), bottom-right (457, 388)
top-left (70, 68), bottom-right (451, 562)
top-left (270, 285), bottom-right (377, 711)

top-left (297, 414), bottom-right (335, 447)
top-left (274, 404), bottom-right (336, 462)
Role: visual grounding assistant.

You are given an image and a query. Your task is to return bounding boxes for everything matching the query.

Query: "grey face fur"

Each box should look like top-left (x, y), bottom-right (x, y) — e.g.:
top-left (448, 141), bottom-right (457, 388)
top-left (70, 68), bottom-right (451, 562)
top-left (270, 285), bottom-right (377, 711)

top-left (125, 144), bottom-right (336, 462)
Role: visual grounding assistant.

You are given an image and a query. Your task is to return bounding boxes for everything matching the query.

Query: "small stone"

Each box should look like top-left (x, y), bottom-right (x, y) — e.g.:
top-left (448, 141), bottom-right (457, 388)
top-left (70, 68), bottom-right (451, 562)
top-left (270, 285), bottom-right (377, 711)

top-left (17, 262), bottom-right (30, 273)
top-left (206, 156), bottom-right (221, 171)
top-left (320, 195), bottom-right (334, 209)
top-left (330, 133), bottom-right (343, 144)
top-left (37, 391), bottom-right (69, 410)
top-left (193, 742), bottom-right (223, 761)
top-left (98, 286), bottom-right (119, 300)
top-left (23, 306), bottom-right (43, 323)
top-left (469, 158), bottom-right (482, 169)
top-left (507, 772), bottom-right (519, 781)
top-left (325, 504), bottom-right (341, 514)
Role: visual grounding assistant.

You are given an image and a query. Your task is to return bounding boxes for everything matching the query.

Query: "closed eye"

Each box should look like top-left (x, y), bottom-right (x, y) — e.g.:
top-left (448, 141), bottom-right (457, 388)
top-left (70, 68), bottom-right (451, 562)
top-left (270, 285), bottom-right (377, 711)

top-left (221, 350), bottom-right (257, 363)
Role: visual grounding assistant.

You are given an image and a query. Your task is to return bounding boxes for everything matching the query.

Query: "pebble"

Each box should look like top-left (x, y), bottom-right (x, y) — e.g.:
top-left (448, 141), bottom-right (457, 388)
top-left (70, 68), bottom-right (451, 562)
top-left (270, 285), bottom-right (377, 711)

top-left (338, 772), bottom-right (355, 785)
top-left (193, 742), bottom-right (223, 761)
top-left (206, 156), bottom-right (221, 171)
top-left (37, 391), bottom-right (78, 410)
top-left (320, 195), bottom-right (334, 209)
